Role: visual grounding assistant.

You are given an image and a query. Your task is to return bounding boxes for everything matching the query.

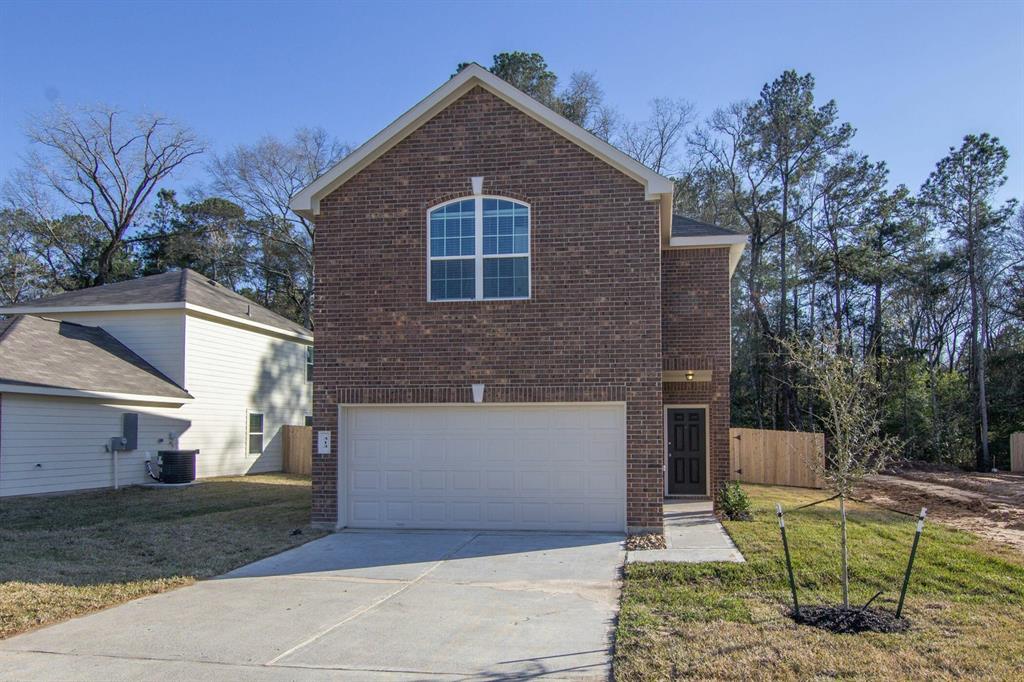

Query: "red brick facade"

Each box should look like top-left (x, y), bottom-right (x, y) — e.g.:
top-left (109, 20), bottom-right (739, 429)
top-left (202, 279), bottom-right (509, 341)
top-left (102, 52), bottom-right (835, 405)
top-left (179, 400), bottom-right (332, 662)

top-left (661, 247), bottom-right (733, 500)
top-left (310, 86), bottom-right (731, 530)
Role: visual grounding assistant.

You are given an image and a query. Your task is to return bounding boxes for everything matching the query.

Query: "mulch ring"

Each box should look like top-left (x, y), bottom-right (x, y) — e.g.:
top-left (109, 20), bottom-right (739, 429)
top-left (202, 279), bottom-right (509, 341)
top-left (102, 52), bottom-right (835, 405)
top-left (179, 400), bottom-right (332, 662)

top-left (793, 605), bottom-right (910, 634)
top-left (626, 533), bottom-right (667, 551)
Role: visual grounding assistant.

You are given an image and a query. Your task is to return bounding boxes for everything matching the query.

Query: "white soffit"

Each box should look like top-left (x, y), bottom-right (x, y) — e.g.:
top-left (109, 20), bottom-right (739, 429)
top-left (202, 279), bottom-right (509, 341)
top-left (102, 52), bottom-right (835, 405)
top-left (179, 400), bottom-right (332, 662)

top-left (289, 64), bottom-right (675, 219)
top-left (668, 234), bottom-right (748, 277)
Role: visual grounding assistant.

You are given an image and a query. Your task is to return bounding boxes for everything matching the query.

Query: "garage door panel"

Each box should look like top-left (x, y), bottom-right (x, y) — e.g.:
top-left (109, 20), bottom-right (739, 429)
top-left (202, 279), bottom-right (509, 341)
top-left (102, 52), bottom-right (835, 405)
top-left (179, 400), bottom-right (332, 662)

top-left (345, 404), bottom-right (625, 531)
top-left (416, 439), bottom-right (446, 466)
top-left (486, 471), bottom-right (515, 491)
top-left (514, 439), bottom-right (551, 461)
top-left (352, 471), bottom-right (380, 491)
top-left (588, 471), bottom-right (618, 494)
top-left (417, 501), bottom-right (446, 522)
top-left (384, 471), bottom-right (412, 490)
top-left (352, 501), bottom-right (379, 523)
top-left (352, 439), bottom-right (380, 462)
top-left (514, 409), bottom-right (552, 430)
top-left (588, 439), bottom-right (620, 463)
top-left (419, 470), bottom-right (446, 490)
top-left (519, 470), bottom-right (550, 492)
top-left (450, 470), bottom-right (481, 490)
top-left (451, 502), bottom-right (482, 522)
top-left (554, 470), bottom-right (585, 493)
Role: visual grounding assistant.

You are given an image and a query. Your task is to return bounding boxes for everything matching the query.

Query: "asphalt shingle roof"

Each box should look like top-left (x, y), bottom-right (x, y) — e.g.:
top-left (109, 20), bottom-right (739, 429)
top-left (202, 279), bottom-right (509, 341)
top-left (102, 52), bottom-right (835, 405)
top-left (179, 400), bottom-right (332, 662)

top-left (7, 269), bottom-right (310, 337)
top-left (671, 215), bottom-right (746, 238)
top-left (0, 315), bottom-right (192, 400)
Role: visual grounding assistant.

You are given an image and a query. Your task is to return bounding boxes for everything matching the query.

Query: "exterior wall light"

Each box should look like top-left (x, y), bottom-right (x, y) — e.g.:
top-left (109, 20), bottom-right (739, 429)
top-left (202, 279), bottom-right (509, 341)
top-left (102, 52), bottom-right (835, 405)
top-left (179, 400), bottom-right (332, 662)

top-left (685, 370), bottom-right (695, 381)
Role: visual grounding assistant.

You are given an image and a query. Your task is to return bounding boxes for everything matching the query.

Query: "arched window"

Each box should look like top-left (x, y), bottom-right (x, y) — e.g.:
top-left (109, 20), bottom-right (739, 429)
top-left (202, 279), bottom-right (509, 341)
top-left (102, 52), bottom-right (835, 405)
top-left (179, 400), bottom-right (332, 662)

top-left (428, 197), bottom-right (530, 301)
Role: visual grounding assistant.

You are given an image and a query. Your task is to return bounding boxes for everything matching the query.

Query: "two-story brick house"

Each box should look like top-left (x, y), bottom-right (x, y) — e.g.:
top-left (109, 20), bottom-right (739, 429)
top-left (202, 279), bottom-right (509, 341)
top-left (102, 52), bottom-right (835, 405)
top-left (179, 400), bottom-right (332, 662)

top-left (291, 64), bottom-right (745, 533)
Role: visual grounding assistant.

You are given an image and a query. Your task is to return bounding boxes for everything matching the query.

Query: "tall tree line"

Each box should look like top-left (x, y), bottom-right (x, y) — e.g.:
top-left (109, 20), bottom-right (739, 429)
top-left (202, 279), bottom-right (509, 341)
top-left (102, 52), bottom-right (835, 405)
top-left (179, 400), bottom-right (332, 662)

top-left (681, 71), bottom-right (1021, 470)
top-left (1, 56), bottom-right (1020, 468)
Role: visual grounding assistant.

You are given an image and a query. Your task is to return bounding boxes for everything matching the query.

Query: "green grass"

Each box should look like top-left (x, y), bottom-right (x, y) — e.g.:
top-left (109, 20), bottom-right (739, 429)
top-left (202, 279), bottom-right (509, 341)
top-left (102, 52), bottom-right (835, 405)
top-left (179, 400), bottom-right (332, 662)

top-left (615, 485), bottom-right (1024, 680)
top-left (0, 474), bottom-right (326, 639)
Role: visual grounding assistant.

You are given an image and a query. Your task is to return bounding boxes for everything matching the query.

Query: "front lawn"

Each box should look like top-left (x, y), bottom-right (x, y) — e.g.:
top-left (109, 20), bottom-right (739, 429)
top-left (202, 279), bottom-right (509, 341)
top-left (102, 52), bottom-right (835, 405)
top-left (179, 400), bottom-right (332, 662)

top-left (616, 484), bottom-right (1024, 680)
top-left (0, 474), bottom-right (325, 639)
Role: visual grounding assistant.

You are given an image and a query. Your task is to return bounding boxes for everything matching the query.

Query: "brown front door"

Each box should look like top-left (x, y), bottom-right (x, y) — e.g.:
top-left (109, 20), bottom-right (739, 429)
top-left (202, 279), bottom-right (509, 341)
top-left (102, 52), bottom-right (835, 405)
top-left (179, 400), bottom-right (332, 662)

top-left (667, 408), bottom-right (706, 495)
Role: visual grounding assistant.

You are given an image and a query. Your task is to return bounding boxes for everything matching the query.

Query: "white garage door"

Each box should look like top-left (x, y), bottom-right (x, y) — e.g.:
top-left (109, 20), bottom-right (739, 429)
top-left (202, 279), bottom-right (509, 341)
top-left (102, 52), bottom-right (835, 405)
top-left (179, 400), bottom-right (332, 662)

top-left (342, 404), bottom-right (626, 531)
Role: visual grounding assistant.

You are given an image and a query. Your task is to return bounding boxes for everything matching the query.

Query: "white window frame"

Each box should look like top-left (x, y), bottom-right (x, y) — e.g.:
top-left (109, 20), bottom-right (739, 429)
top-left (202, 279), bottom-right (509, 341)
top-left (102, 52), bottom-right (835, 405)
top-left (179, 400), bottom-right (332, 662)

top-left (426, 196), bottom-right (531, 302)
top-left (246, 410), bottom-right (264, 456)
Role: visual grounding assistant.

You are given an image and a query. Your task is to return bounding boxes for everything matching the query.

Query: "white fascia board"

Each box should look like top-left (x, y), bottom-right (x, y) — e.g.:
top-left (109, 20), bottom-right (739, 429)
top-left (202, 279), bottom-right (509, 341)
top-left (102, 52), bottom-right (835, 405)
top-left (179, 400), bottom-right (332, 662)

top-left (182, 304), bottom-right (313, 343)
top-left (0, 301), bottom-right (313, 343)
top-left (0, 302), bottom-right (185, 315)
top-left (0, 383), bottom-right (191, 405)
top-left (289, 64), bottom-right (674, 217)
top-left (667, 234), bottom-right (748, 277)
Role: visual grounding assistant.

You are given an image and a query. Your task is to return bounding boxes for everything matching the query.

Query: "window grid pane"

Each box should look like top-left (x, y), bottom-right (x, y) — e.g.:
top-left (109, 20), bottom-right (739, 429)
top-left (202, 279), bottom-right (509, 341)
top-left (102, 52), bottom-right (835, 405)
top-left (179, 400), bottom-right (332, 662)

top-left (429, 199), bottom-right (475, 257)
top-left (430, 198), bottom-right (529, 301)
top-left (483, 199), bottom-right (528, 255)
top-left (483, 257), bottom-right (529, 299)
top-left (430, 259), bottom-right (476, 300)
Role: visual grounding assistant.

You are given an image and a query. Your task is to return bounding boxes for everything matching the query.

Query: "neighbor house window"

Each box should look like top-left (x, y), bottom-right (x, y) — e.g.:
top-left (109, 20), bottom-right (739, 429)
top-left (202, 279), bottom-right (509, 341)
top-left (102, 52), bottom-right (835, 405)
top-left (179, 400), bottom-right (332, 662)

top-left (306, 346), bottom-right (314, 382)
top-left (247, 412), bottom-right (264, 454)
top-left (428, 197), bottom-right (530, 301)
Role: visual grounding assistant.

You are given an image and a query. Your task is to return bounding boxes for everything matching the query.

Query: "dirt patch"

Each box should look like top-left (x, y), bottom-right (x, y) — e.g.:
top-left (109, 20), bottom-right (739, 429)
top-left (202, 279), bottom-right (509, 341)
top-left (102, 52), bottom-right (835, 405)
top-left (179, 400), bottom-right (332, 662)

top-left (857, 470), bottom-right (1024, 553)
top-left (626, 533), bottom-right (667, 551)
top-left (794, 605), bottom-right (910, 634)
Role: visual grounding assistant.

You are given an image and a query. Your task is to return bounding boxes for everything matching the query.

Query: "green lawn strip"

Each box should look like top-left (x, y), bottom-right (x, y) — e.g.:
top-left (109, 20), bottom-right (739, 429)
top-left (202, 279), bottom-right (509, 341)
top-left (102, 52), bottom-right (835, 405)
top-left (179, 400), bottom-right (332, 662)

top-left (615, 484), bottom-right (1024, 680)
top-left (0, 474), bottom-right (326, 639)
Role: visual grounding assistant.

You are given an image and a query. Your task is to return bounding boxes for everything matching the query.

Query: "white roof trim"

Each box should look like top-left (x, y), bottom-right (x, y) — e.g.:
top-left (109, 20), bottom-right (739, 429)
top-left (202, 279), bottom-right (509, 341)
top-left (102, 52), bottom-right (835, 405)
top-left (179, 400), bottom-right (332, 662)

top-left (0, 383), bottom-right (191, 405)
top-left (0, 302), bottom-right (183, 315)
top-left (183, 304), bottom-right (313, 343)
top-left (289, 64), bottom-right (675, 218)
top-left (667, 234), bottom-right (748, 277)
top-left (0, 302), bottom-right (313, 342)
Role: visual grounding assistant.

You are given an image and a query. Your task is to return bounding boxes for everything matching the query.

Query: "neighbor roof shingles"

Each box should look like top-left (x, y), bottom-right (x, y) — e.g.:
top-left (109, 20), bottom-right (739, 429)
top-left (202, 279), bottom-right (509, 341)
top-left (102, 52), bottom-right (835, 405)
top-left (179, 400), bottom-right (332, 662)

top-left (671, 215), bottom-right (746, 238)
top-left (4, 269), bottom-right (310, 336)
top-left (0, 315), bottom-right (192, 400)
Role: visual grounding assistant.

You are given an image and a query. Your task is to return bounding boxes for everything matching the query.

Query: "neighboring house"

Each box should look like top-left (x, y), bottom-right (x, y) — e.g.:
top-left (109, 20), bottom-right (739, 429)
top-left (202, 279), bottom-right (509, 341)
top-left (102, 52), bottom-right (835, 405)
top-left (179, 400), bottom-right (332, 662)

top-left (291, 64), bottom-right (746, 533)
top-left (0, 269), bottom-right (313, 497)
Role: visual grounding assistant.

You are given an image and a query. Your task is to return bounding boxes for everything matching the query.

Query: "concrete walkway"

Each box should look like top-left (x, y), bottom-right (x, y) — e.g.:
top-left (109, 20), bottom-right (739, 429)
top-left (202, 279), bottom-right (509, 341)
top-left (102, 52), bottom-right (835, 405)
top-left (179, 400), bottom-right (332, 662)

top-left (0, 530), bottom-right (624, 681)
top-left (627, 499), bottom-right (744, 564)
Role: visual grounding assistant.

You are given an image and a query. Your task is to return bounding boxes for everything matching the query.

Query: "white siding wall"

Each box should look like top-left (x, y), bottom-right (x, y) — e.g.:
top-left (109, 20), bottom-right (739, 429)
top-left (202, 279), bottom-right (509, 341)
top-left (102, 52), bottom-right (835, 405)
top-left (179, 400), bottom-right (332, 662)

top-left (177, 314), bottom-right (311, 478)
top-left (46, 310), bottom-right (186, 385)
top-left (0, 394), bottom-right (189, 497)
top-left (0, 310), bottom-right (311, 496)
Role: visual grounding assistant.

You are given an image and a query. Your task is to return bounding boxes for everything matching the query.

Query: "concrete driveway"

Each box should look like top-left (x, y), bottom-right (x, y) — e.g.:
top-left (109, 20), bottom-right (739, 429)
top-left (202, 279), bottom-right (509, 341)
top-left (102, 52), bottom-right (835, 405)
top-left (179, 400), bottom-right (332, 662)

top-left (0, 530), bottom-right (623, 680)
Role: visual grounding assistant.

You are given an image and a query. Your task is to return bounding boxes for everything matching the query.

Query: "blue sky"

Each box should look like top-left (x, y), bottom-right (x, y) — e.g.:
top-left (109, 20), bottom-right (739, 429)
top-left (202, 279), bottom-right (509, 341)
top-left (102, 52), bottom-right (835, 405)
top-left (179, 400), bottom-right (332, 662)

top-left (1, 0), bottom-right (1022, 204)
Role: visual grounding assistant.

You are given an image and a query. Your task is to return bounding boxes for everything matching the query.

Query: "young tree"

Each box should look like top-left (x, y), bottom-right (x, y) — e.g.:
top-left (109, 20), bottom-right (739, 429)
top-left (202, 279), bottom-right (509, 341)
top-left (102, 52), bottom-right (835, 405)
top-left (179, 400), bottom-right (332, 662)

top-left (784, 331), bottom-right (902, 607)
top-left (8, 105), bottom-right (203, 285)
top-left (920, 134), bottom-right (1018, 470)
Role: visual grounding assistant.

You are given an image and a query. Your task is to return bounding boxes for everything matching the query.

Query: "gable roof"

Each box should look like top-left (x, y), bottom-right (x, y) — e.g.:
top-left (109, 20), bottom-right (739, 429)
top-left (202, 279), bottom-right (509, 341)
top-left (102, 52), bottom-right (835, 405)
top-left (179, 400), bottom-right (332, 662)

top-left (0, 315), bottom-right (192, 403)
top-left (672, 214), bottom-right (746, 238)
top-left (0, 269), bottom-right (311, 340)
top-left (289, 63), bottom-right (675, 226)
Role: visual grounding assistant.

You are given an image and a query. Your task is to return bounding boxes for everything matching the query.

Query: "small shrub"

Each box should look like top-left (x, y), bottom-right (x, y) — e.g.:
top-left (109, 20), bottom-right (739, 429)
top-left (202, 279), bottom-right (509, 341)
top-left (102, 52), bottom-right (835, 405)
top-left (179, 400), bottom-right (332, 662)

top-left (719, 482), bottom-right (752, 521)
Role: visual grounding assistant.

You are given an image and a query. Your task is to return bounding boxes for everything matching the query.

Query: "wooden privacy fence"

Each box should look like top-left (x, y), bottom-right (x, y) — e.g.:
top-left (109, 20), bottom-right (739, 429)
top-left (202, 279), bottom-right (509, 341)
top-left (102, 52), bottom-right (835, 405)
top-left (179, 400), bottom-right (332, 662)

top-left (282, 425), bottom-right (313, 475)
top-left (729, 427), bottom-right (826, 489)
top-left (1012, 432), bottom-right (1024, 473)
